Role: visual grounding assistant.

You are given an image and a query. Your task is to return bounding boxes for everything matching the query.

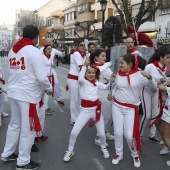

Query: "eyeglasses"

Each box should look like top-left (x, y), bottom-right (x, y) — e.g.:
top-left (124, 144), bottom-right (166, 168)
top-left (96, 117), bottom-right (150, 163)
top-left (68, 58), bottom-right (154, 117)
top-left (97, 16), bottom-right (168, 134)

top-left (79, 44), bottom-right (85, 47)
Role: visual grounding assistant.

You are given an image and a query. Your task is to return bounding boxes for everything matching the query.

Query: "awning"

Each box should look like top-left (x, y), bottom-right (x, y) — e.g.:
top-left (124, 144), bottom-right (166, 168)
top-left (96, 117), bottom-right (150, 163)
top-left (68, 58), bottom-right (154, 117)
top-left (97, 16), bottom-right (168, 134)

top-left (145, 32), bottom-right (157, 39)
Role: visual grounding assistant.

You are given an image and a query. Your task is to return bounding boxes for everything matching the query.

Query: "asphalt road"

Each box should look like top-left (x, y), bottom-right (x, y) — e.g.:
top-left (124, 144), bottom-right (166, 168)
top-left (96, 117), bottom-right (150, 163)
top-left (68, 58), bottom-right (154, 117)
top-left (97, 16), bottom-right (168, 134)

top-left (0, 57), bottom-right (170, 170)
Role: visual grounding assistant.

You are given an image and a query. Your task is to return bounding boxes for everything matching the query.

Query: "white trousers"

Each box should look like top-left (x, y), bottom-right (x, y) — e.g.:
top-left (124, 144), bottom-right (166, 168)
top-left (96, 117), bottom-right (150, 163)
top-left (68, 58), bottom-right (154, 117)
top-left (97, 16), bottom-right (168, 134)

top-left (140, 87), bottom-right (159, 137)
top-left (112, 103), bottom-right (138, 157)
top-left (1, 98), bottom-right (37, 166)
top-left (67, 79), bottom-right (80, 122)
top-left (0, 92), bottom-right (4, 126)
top-left (68, 107), bottom-right (107, 151)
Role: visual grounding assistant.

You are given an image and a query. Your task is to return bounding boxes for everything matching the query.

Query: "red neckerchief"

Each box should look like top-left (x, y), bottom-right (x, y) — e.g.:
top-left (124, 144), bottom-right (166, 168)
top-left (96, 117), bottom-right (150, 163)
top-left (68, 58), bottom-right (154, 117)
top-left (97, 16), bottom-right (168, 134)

top-left (85, 77), bottom-right (97, 86)
top-left (44, 52), bottom-right (51, 60)
top-left (93, 62), bottom-right (103, 70)
top-left (118, 67), bottom-right (138, 85)
top-left (74, 49), bottom-right (86, 58)
top-left (127, 47), bottom-right (137, 54)
top-left (152, 60), bottom-right (166, 72)
top-left (13, 38), bottom-right (34, 53)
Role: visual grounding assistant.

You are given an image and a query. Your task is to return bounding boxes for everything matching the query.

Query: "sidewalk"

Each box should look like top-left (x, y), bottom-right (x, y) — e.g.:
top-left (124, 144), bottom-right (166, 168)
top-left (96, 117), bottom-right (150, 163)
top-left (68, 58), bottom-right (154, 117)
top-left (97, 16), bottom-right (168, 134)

top-left (58, 61), bottom-right (70, 69)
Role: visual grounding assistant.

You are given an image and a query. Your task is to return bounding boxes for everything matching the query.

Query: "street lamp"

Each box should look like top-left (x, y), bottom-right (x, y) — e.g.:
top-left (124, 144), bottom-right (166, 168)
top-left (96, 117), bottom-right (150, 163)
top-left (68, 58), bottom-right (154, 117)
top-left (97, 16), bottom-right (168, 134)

top-left (100, 0), bottom-right (108, 48)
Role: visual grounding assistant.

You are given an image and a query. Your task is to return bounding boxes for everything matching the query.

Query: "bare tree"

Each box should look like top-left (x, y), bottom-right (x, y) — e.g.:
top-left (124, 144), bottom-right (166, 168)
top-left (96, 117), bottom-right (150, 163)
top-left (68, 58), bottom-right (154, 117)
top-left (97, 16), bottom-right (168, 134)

top-left (18, 12), bottom-right (44, 32)
top-left (111, 0), bottom-right (170, 35)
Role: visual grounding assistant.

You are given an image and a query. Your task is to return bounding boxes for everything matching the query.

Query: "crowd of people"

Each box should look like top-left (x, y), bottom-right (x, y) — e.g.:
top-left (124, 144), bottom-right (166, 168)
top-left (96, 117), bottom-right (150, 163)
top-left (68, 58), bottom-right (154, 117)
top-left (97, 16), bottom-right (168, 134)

top-left (0, 24), bottom-right (170, 170)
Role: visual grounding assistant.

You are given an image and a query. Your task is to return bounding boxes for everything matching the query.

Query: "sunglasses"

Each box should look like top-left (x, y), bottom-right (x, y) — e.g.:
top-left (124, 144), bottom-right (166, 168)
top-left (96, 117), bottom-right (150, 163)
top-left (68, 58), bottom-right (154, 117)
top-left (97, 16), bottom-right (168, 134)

top-left (79, 44), bottom-right (85, 47)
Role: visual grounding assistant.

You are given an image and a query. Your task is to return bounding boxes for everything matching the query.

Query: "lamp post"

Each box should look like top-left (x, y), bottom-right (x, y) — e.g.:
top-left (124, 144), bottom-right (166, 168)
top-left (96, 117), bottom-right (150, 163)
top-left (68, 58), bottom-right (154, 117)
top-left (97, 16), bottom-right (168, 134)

top-left (100, 0), bottom-right (108, 48)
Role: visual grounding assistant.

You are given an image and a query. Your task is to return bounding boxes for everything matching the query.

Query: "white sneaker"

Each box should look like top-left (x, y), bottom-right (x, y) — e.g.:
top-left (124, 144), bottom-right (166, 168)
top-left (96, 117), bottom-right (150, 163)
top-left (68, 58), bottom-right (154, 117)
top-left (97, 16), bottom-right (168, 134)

top-left (1, 111), bottom-right (9, 117)
top-left (166, 160), bottom-right (170, 166)
top-left (63, 151), bottom-right (74, 162)
top-left (133, 157), bottom-right (141, 168)
top-left (95, 138), bottom-right (108, 147)
top-left (112, 155), bottom-right (123, 164)
top-left (101, 148), bottom-right (110, 158)
top-left (160, 146), bottom-right (170, 155)
top-left (106, 132), bottom-right (114, 140)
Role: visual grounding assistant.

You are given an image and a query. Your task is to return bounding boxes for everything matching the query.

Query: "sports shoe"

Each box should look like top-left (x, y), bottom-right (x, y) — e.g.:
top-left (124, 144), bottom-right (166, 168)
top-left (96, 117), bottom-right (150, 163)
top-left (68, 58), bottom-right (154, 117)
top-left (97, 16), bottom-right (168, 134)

top-left (101, 148), bottom-right (110, 158)
top-left (106, 131), bottom-right (114, 140)
top-left (31, 144), bottom-right (39, 152)
top-left (35, 136), bottom-right (48, 142)
top-left (112, 155), bottom-right (123, 164)
top-left (166, 160), bottom-right (170, 166)
top-left (160, 146), bottom-right (170, 155)
top-left (1, 153), bottom-right (18, 162)
top-left (45, 107), bottom-right (54, 115)
top-left (95, 138), bottom-right (108, 147)
top-left (58, 100), bottom-right (64, 106)
top-left (149, 136), bottom-right (164, 144)
top-left (16, 160), bottom-right (40, 170)
top-left (1, 111), bottom-right (9, 117)
top-left (63, 151), bottom-right (74, 162)
top-left (70, 121), bottom-right (75, 126)
top-left (133, 157), bottom-right (141, 168)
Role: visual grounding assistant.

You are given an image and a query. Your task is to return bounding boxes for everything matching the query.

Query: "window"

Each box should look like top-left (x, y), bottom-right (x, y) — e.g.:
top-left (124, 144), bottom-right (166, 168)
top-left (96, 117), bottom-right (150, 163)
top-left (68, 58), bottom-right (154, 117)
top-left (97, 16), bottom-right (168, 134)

top-left (167, 21), bottom-right (170, 34)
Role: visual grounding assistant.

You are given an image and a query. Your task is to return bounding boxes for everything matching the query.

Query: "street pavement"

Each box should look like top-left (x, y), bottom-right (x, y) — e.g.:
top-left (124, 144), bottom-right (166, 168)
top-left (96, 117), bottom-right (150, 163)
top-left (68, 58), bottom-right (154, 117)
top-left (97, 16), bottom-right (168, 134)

top-left (0, 57), bottom-right (170, 170)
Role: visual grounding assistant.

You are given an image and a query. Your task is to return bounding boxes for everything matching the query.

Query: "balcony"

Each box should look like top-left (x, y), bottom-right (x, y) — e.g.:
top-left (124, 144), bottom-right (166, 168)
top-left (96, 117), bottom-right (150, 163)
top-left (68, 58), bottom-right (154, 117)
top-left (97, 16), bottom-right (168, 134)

top-left (46, 23), bottom-right (64, 32)
top-left (138, 21), bottom-right (156, 32)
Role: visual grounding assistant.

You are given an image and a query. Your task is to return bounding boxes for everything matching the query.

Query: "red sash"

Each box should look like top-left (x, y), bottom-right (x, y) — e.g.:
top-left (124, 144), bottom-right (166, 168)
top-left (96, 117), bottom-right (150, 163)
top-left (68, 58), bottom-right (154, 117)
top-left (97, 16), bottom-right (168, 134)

top-left (48, 75), bottom-right (54, 97)
top-left (113, 98), bottom-right (141, 152)
top-left (81, 99), bottom-right (102, 127)
top-left (29, 103), bottom-right (42, 141)
top-left (67, 74), bottom-right (78, 80)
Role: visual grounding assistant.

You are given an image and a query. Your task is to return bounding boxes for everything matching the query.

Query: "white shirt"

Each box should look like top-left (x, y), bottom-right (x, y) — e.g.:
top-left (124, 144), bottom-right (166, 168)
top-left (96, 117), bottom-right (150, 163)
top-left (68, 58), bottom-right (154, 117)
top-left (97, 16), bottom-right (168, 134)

top-left (7, 45), bottom-right (52, 103)
top-left (113, 71), bottom-right (157, 105)
top-left (68, 52), bottom-right (86, 76)
top-left (40, 47), bottom-right (65, 58)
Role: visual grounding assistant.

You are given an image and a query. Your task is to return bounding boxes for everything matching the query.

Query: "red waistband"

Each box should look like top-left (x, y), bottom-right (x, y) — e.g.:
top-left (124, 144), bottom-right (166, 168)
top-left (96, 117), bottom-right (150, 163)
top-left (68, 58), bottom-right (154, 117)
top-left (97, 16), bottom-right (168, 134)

top-left (163, 105), bottom-right (168, 110)
top-left (67, 74), bottom-right (78, 80)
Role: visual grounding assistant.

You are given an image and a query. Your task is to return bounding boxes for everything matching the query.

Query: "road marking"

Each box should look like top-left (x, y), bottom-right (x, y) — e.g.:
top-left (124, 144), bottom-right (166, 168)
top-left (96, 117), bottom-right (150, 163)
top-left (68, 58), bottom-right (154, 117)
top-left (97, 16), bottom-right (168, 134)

top-left (93, 158), bottom-right (105, 170)
top-left (53, 100), bottom-right (64, 112)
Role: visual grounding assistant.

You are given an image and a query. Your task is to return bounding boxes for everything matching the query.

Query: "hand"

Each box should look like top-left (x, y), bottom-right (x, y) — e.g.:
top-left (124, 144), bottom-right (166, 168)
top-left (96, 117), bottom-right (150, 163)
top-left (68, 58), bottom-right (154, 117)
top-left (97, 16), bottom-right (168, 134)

top-left (53, 58), bottom-right (57, 64)
top-left (61, 48), bottom-right (65, 52)
top-left (107, 94), bottom-right (113, 101)
top-left (45, 91), bottom-right (52, 96)
top-left (111, 74), bottom-right (116, 79)
top-left (84, 58), bottom-right (90, 67)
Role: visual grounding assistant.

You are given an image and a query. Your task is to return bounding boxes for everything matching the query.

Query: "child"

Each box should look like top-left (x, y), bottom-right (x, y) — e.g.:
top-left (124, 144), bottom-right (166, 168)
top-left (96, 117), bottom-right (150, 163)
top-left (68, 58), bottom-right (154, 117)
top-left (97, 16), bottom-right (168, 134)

top-left (63, 58), bottom-right (110, 162)
top-left (108, 54), bottom-right (157, 168)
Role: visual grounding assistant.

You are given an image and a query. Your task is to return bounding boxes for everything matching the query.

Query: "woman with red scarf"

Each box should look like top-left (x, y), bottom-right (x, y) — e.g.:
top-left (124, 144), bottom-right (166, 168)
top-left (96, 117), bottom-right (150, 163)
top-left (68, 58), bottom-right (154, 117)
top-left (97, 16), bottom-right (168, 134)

top-left (108, 54), bottom-right (156, 168)
top-left (67, 41), bottom-right (86, 125)
top-left (90, 49), bottom-right (114, 146)
top-left (140, 49), bottom-right (170, 145)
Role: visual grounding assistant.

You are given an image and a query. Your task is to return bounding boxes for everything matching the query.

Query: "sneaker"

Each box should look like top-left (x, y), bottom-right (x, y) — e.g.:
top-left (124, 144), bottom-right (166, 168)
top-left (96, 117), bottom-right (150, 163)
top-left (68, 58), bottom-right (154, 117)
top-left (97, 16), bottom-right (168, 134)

top-left (133, 157), bottom-right (141, 168)
top-left (45, 107), bottom-right (54, 115)
top-left (112, 155), bottom-right (123, 164)
top-left (16, 160), bottom-right (40, 170)
top-left (166, 160), bottom-right (170, 166)
top-left (106, 132), bottom-right (114, 140)
top-left (35, 136), bottom-right (48, 142)
top-left (58, 100), bottom-right (64, 106)
top-left (63, 151), bottom-right (74, 162)
top-left (95, 138), bottom-right (108, 147)
top-left (31, 144), bottom-right (39, 152)
top-left (70, 121), bottom-right (75, 126)
top-left (1, 111), bottom-right (9, 117)
top-left (101, 148), bottom-right (110, 158)
top-left (1, 153), bottom-right (18, 162)
top-left (149, 136), bottom-right (164, 144)
top-left (160, 146), bottom-right (170, 155)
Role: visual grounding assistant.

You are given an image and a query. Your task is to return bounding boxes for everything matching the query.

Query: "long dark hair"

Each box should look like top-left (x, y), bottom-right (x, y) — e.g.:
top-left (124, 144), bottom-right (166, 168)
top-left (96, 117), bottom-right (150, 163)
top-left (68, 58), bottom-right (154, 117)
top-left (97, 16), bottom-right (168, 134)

top-left (90, 49), bottom-right (106, 64)
top-left (147, 49), bottom-right (170, 64)
top-left (121, 54), bottom-right (146, 70)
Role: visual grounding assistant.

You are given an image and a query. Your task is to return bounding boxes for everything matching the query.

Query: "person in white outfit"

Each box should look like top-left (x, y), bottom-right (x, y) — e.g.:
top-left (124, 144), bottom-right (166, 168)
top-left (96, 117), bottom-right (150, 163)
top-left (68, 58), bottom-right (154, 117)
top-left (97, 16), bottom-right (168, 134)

top-left (67, 41), bottom-right (86, 125)
top-left (40, 38), bottom-right (65, 114)
top-left (90, 49), bottom-right (114, 146)
top-left (1, 25), bottom-right (52, 170)
top-left (140, 49), bottom-right (170, 144)
top-left (63, 58), bottom-right (110, 162)
top-left (157, 80), bottom-right (170, 166)
top-left (108, 54), bottom-right (157, 168)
